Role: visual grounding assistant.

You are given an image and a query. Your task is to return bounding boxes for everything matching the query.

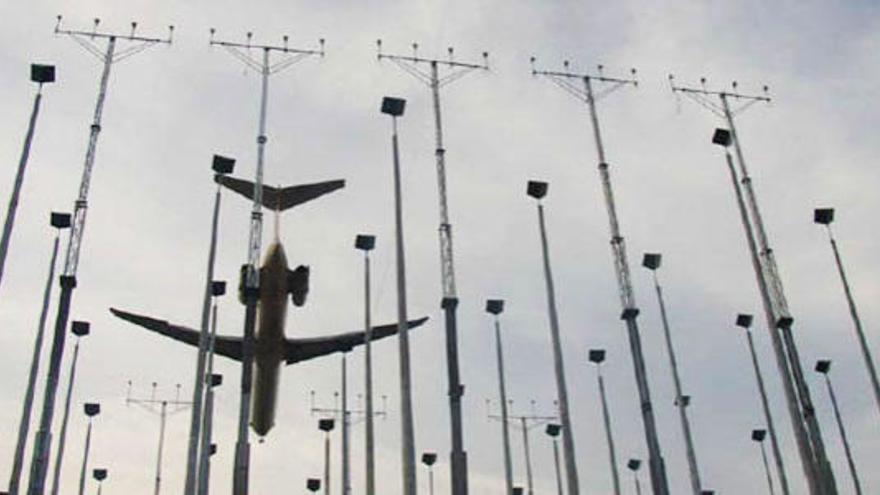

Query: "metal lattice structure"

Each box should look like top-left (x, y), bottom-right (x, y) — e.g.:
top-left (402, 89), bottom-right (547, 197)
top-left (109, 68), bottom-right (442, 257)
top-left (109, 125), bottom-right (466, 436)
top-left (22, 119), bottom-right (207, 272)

top-left (377, 41), bottom-right (487, 495)
top-left (670, 75), bottom-right (837, 495)
top-left (209, 30), bottom-right (324, 495)
top-left (126, 382), bottom-right (192, 495)
top-left (25, 19), bottom-right (173, 495)
top-left (487, 400), bottom-right (557, 495)
top-left (531, 59), bottom-right (670, 495)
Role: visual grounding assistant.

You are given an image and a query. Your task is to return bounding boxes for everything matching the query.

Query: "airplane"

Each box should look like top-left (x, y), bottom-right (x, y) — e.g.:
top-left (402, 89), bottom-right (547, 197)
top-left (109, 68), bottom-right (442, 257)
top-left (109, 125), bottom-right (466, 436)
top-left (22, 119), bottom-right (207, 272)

top-left (111, 175), bottom-right (428, 436)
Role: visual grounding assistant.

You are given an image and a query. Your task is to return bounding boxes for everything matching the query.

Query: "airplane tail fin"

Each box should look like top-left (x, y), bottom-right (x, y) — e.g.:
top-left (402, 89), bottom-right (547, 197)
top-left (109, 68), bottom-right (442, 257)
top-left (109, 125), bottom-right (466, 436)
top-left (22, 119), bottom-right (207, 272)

top-left (215, 175), bottom-right (345, 212)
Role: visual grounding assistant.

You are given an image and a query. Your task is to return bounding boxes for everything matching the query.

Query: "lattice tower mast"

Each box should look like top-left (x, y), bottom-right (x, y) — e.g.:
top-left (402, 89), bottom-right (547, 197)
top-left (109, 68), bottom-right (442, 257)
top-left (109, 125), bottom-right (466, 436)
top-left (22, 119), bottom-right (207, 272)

top-left (208, 30), bottom-right (324, 495)
top-left (26, 18), bottom-right (172, 495)
top-left (376, 40), bottom-right (487, 495)
top-left (531, 59), bottom-right (671, 495)
top-left (669, 75), bottom-right (837, 494)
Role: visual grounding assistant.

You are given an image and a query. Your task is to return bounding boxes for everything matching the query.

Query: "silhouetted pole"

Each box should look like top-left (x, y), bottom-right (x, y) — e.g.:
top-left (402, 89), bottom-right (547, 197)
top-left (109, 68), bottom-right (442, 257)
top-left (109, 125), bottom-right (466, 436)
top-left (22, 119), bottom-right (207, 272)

top-left (589, 350), bottom-right (621, 495)
top-left (813, 208), bottom-right (880, 416)
top-left (714, 126), bottom-right (805, 495)
top-left (815, 360), bottom-right (862, 495)
top-left (486, 299), bottom-right (514, 495)
top-left (736, 314), bottom-right (789, 495)
top-left (356, 234), bottom-right (377, 495)
top-left (0, 64), bottom-right (55, 291)
top-left (76, 404), bottom-right (100, 495)
top-left (421, 453), bottom-right (437, 495)
top-left (126, 382), bottom-right (190, 495)
top-left (8, 212), bottom-right (69, 495)
top-left (382, 96), bottom-right (417, 495)
top-left (341, 352), bottom-right (351, 495)
top-left (751, 430), bottom-right (776, 495)
top-left (49, 321), bottom-right (90, 495)
top-left (91, 469), bottom-right (106, 495)
top-left (642, 253), bottom-right (702, 494)
top-left (532, 60), bottom-right (669, 495)
top-left (184, 155), bottom-right (233, 495)
top-left (28, 19), bottom-right (173, 495)
top-left (209, 31), bottom-right (324, 495)
top-left (377, 45), bottom-right (489, 495)
top-left (198, 281), bottom-right (226, 495)
top-left (628, 459), bottom-right (642, 495)
top-left (545, 424), bottom-right (563, 495)
top-left (527, 180), bottom-right (580, 495)
top-left (318, 419), bottom-right (334, 495)
top-left (705, 109), bottom-right (834, 493)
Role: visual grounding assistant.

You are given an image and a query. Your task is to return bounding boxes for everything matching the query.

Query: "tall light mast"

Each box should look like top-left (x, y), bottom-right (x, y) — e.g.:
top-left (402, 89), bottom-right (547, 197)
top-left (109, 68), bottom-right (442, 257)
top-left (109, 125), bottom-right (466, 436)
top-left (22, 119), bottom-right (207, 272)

top-left (208, 30), bottom-right (324, 495)
top-left (377, 42), bottom-right (488, 495)
top-left (531, 59), bottom-right (670, 495)
top-left (27, 18), bottom-right (173, 495)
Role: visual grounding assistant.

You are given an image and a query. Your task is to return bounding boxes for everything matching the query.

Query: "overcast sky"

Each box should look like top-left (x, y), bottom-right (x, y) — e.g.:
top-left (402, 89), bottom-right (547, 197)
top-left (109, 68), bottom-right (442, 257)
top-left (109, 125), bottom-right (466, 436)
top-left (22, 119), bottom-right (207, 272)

top-left (0, 1), bottom-right (878, 494)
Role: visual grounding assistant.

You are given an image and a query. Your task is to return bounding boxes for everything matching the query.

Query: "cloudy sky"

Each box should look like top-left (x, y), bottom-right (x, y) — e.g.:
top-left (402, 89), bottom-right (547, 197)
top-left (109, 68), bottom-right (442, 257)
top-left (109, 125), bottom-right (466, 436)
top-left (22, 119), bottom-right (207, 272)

top-left (0, 1), bottom-right (878, 494)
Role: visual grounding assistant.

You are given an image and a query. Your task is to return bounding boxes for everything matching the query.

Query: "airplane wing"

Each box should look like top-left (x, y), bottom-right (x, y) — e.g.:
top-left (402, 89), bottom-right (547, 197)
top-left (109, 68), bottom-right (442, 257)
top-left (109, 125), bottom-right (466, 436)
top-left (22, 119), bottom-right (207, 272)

top-left (284, 317), bottom-right (429, 364)
top-left (110, 308), bottom-right (243, 361)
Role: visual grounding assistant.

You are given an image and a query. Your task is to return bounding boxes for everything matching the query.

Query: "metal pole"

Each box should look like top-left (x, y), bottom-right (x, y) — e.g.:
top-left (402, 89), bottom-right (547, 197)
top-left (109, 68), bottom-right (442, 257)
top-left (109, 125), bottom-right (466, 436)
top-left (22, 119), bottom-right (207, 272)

top-left (520, 418), bottom-right (534, 495)
top-left (596, 365), bottom-right (621, 495)
top-left (582, 76), bottom-right (668, 495)
top-left (154, 402), bottom-right (168, 495)
top-left (8, 229), bottom-right (61, 495)
top-left (342, 353), bottom-right (350, 495)
top-left (822, 374), bottom-right (862, 495)
top-left (363, 249), bottom-right (376, 495)
top-left (49, 335), bottom-right (82, 495)
top-left (76, 419), bottom-right (92, 495)
top-left (323, 433), bottom-right (331, 495)
top-left (428, 60), bottom-right (469, 495)
top-left (391, 113), bottom-right (417, 495)
top-left (0, 83), bottom-right (46, 288)
top-left (27, 37), bottom-right (116, 495)
top-left (233, 47), bottom-right (270, 495)
top-left (198, 302), bottom-right (220, 495)
top-left (758, 440), bottom-right (776, 495)
top-left (721, 96), bottom-right (836, 494)
top-left (534, 200), bottom-right (580, 495)
top-left (185, 180), bottom-right (222, 495)
top-left (745, 329), bottom-right (790, 495)
top-left (724, 149), bottom-right (794, 495)
top-left (651, 271), bottom-right (702, 494)
top-left (824, 227), bottom-right (880, 415)
top-left (551, 438), bottom-right (563, 495)
top-left (493, 316), bottom-right (515, 495)
top-left (634, 474), bottom-right (642, 495)
top-left (428, 467), bottom-right (434, 495)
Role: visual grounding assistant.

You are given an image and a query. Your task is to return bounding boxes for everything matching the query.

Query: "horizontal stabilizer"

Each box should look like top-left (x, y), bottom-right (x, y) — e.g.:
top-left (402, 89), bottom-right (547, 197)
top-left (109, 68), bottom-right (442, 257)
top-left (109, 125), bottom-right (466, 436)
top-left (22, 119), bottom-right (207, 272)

top-left (215, 175), bottom-right (345, 211)
top-left (109, 308), bottom-right (243, 361)
top-left (284, 317), bottom-right (429, 364)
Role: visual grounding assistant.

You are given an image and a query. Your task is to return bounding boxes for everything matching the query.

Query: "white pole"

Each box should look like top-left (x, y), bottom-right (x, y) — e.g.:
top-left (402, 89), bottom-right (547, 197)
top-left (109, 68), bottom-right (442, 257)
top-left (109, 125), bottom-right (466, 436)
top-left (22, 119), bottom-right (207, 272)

top-left (534, 198), bottom-right (579, 495)
top-left (8, 227), bottom-right (62, 495)
top-left (49, 336), bottom-right (83, 495)
top-left (493, 316), bottom-right (514, 495)
top-left (390, 112), bottom-right (417, 495)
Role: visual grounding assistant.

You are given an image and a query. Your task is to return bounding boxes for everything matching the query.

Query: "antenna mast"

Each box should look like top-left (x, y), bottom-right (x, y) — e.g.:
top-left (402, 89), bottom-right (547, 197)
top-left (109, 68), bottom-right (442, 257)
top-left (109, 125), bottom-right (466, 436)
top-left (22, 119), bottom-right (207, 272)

top-left (377, 40), bottom-right (488, 495)
top-left (531, 59), bottom-right (670, 495)
top-left (26, 18), bottom-right (172, 495)
top-left (670, 75), bottom-right (837, 494)
top-left (208, 29), bottom-right (324, 495)
top-left (126, 382), bottom-right (193, 495)
top-left (487, 399), bottom-right (557, 495)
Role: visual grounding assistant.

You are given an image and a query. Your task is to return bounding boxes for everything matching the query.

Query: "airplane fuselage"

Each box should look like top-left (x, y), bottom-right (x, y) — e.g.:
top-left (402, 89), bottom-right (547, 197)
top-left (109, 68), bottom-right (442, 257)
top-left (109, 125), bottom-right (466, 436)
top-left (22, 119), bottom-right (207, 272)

top-left (251, 240), bottom-right (289, 436)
